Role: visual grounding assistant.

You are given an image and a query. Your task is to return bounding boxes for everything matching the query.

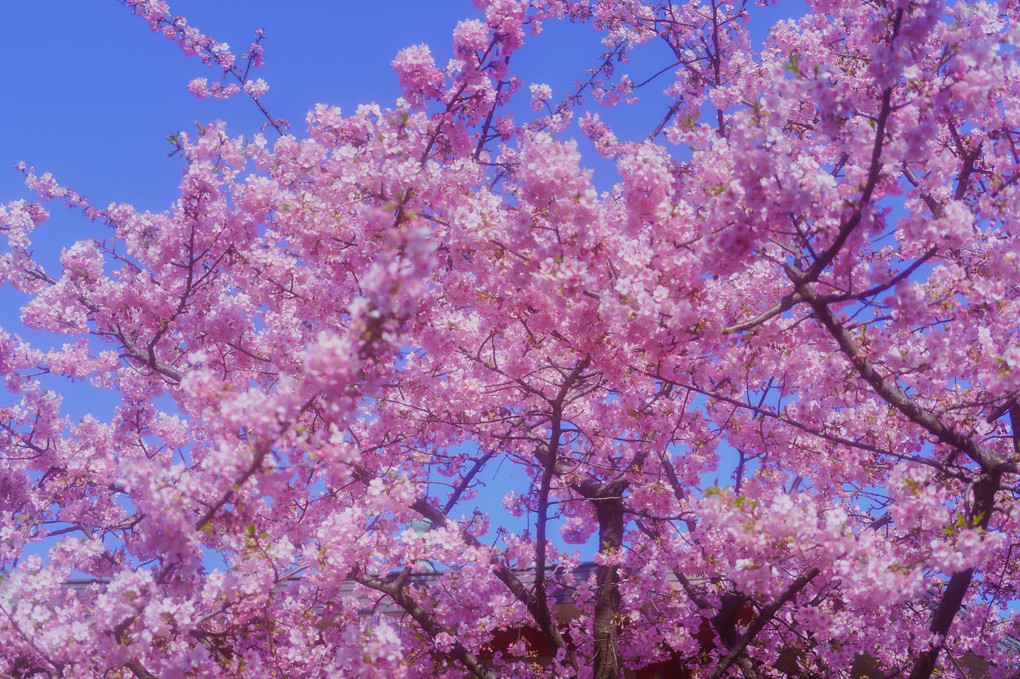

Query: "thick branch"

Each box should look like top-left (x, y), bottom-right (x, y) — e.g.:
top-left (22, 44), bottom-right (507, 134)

top-left (592, 494), bottom-right (625, 679)
top-left (706, 568), bottom-right (822, 679)
top-left (114, 326), bottom-right (184, 382)
top-left (194, 442), bottom-right (270, 529)
top-left (352, 569), bottom-right (496, 679)
top-left (533, 358), bottom-right (589, 638)
top-left (411, 498), bottom-right (567, 653)
top-left (724, 292), bottom-right (803, 334)
top-left (797, 283), bottom-right (1016, 475)
top-left (125, 660), bottom-right (157, 679)
top-left (801, 83), bottom-right (894, 283)
top-left (725, 82), bottom-right (897, 335)
top-left (907, 470), bottom-right (1000, 679)
top-left (533, 429), bottom-right (557, 631)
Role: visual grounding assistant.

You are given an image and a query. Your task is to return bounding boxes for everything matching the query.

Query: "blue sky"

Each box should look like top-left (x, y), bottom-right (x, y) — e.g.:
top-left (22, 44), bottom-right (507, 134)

top-left (1, 2), bottom-right (610, 213)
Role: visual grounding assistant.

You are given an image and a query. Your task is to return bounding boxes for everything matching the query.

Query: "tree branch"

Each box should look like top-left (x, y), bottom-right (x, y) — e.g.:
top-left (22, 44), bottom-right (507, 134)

top-left (706, 568), bottom-right (822, 679)
top-left (352, 569), bottom-right (496, 679)
top-left (796, 282), bottom-right (1016, 475)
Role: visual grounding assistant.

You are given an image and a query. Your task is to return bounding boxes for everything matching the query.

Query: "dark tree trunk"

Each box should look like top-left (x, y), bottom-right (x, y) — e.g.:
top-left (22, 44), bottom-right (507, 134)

top-left (592, 494), bottom-right (625, 679)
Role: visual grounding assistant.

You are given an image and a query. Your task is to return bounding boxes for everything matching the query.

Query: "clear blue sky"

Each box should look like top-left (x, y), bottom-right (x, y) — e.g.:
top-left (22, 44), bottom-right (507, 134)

top-left (2, 3), bottom-right (477, 208)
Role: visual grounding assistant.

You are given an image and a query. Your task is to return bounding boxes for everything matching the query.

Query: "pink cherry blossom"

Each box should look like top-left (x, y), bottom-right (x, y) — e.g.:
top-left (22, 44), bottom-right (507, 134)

top-left (1, 1), bottom-right (1019, 677)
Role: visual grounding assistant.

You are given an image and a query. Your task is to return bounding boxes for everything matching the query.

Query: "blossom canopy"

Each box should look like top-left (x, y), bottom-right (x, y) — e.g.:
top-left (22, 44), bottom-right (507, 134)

top-left (1, 1), bottom-right (1019, 678)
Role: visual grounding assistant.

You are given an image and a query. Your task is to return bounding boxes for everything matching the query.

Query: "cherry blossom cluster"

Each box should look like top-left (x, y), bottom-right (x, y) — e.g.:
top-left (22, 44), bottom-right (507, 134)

top-left (1, 0), bottom-right (1019, 677)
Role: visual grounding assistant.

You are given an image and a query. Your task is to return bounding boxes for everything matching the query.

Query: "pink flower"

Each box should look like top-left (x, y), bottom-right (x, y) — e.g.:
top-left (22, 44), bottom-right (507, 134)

top-left (243, 77), bottom-right (269, 99)
top-left (529, 83), bottom-right (552, 111)
top-left (391, 44), bottom-right (444, 107)
top-left (187, 77), bottom-right (210, 99)
top-left (453, 18), bottom-right (489, 53)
